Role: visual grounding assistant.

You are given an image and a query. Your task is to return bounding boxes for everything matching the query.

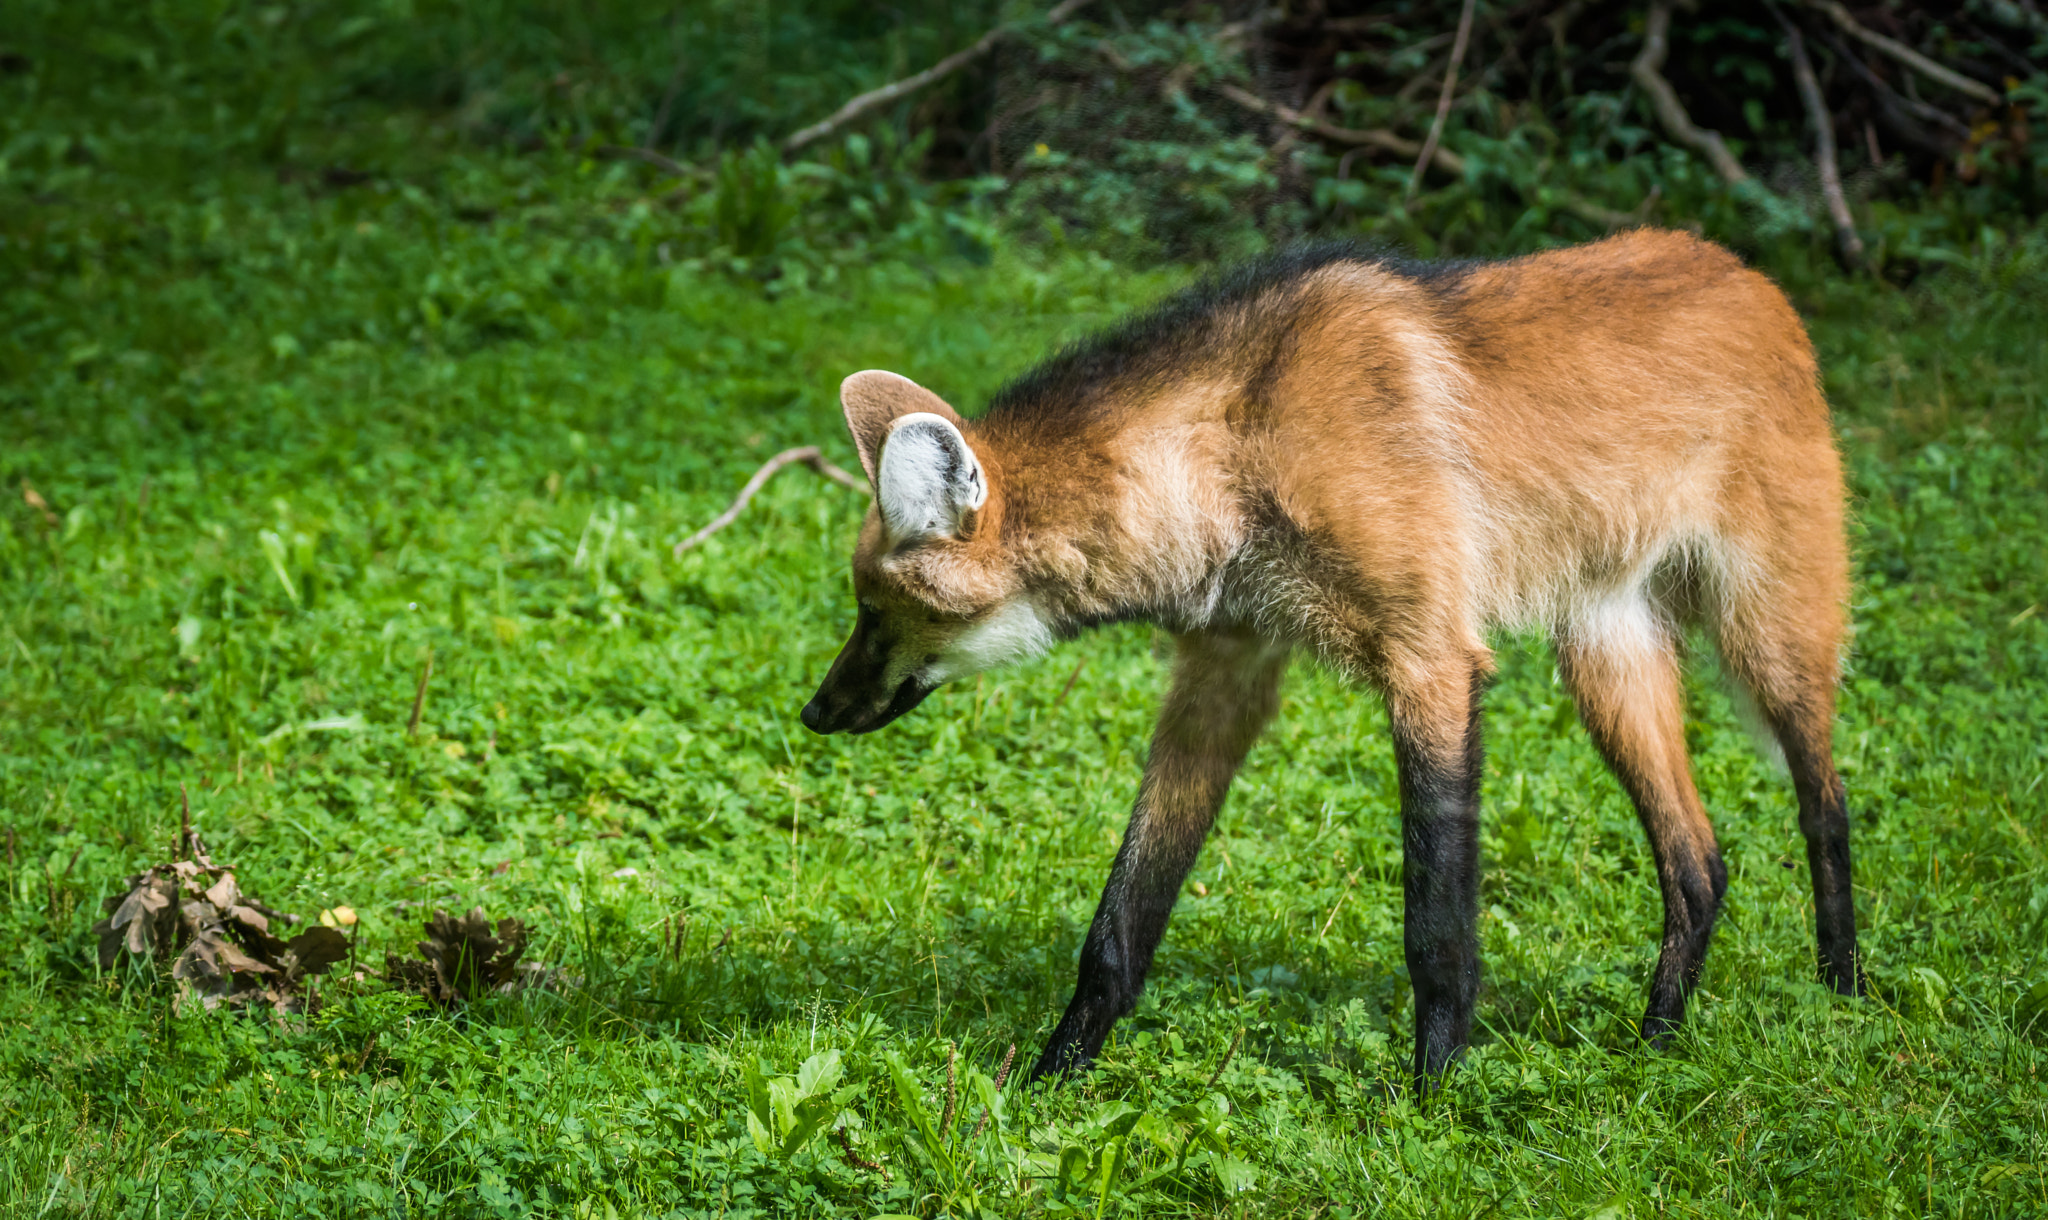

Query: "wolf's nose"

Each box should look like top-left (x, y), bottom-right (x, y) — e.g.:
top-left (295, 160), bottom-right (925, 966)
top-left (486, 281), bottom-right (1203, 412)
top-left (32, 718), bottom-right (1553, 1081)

top-left (800, 698), bottom-right (825, 733)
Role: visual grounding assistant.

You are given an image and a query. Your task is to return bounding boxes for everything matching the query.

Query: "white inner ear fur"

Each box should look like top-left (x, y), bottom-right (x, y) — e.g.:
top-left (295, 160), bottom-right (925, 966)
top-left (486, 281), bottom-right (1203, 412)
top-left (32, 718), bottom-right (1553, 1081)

top-left (876, 412), bottom-right (987, 545)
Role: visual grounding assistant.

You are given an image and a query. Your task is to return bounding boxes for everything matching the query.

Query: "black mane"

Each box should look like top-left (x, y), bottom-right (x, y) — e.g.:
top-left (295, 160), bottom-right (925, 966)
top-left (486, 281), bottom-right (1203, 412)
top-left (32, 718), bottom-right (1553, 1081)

top-left (977, 242), bottom-right (1477, 426)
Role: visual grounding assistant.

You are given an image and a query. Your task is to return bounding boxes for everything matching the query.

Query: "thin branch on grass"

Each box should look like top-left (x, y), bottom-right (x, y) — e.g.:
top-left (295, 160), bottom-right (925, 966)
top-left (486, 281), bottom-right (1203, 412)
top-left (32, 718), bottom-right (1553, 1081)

top-left (408, 648), bottom-right (434, 737)
top-left (1631, 0), bottom-right (1751, 184)
top-left (1807, 0), bottom-right (2003, 105)
top-left (1408, 0), bottom-right (1478, 200)
top-left (1051, 657), bottom-right (1088, 709)
top-left (1206, 1026), bottom-right (1245, 1088)
top-left (783, 0), bottom-right (1098, 154)
top-left (596, 145), bottom-right (693, 178)
top-left (1777, 11), bottom-right (1867, 270)
top-left (671, 447), bottom-right (870, 558)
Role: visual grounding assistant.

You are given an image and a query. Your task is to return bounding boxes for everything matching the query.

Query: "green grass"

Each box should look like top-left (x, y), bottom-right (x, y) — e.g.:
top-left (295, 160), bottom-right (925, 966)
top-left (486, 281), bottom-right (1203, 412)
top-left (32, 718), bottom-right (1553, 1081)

top-left (5, 19), bottom-right (2048, 1219)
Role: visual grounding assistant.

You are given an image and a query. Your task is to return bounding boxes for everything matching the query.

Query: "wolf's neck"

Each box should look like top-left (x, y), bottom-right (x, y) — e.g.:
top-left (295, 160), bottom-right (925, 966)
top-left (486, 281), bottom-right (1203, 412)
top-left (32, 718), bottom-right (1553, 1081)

top-left (1007, 414), bottom-right (1246, 635)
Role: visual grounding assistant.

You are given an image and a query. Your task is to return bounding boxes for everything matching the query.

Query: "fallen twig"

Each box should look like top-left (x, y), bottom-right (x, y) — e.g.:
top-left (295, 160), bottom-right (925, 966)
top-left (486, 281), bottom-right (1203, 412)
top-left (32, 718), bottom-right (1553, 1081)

top-left (596, 144), bottom-right (693, 178)
top-left (1777, 10), bottom-right (1867, 271)
top-left (1216, 85), bottom-right (1465, 175)
top-left (1206, 1027), bottom-right (1244, 1088)
top-left (1807, 0), bottom-right (2002, 105)
top-left (1631, 0), bottom-right (1750, 184)
top-left (672, 447), bottom-right (869, 558)
top-left (1051, 657), bottom-right (1088, 709)
top-left (1408, 0), bottom-right (1478, 200)
top-left (1822, 28), bottom-right (1970, 145)
top-left (784, 0), bottom-right (1097, 154)
top-left (408, 649), bottom-right (434, 737)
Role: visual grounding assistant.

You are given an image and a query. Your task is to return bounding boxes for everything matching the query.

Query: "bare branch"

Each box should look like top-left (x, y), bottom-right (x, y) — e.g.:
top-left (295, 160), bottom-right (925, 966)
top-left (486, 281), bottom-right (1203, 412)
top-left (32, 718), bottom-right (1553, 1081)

top-left (1806, 0), bottom-right (2003, 106)
top-left (783, 0), bottom-right (1098, 155)
top-left (408, 648), bottom-right (434, 737)
top-left (1631, 0), bottom-right (1750, 184)
top-left (1778, 12), bottom-right (1867, 271)
top-left (672, 447), bottom-right (869, 558)
top-left (596, 145), bottom-right (693, 178)
top-left (1822, 29), bottom-right (1970, 140)
top-left (1409, 0), bottom-right (1478, 200)
top-left (1216, 84), bottom-right (1465, 175)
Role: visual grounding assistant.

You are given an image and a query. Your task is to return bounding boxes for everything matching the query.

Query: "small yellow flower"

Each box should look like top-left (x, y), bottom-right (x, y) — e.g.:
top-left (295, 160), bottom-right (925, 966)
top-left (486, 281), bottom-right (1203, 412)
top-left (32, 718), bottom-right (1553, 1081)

top-left (1035, 142), bottom-right (1050, 157)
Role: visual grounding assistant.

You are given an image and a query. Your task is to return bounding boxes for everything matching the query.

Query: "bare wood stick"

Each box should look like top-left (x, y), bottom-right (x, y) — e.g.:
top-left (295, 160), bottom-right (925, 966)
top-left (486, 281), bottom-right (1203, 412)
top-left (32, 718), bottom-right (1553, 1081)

top-left (408, 648), bottom-right (434, 737)
top-left (1051, 657), bottom-right (1087, 709)
top-left (1205, 1027), bottom-right (1244, 1089)
top-left (1778, 12), bottom-right (1867, 271)
top-left (1822, 28), bottom-right (1970, 139)
top-left (1632, 0), bottom-right (1750, 184)
top-left (671, 447), bottom-right (870, 558)
top-left (1807, 0), bottom-right (2002, 106)
top-left (783, 0), bottom-right (1097, 154)
top-left (596, 145), bottom-right (693, 178)
top-left (1408, 0), bottom-right (1478, 200)
top-left (1216, 84), bottom-right (1466, 175)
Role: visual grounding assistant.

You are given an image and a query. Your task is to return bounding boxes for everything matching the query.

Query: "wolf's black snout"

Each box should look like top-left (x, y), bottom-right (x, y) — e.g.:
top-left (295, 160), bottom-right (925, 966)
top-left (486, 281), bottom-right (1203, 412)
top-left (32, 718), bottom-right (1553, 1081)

top-left (800, 697), bottom-right (826, 733)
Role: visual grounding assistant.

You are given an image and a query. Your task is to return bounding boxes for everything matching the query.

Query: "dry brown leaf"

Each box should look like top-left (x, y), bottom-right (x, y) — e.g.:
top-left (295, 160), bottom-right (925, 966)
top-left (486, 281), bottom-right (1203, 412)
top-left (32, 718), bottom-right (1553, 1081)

top-left (92, 851), bottom-right (346, 1015)
top-left (386, 907), bottom-right (539, 1006)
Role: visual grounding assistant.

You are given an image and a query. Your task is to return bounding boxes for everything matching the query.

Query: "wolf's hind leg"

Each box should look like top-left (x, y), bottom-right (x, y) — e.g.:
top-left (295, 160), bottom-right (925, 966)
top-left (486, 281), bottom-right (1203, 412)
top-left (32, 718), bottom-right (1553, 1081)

top-left (1029, 631), bottom-right (1288, 1082)
top-left (1555, 602), bottom-right (1727, 1043)
top-left (1715, 583), bottom-right (1861, 997)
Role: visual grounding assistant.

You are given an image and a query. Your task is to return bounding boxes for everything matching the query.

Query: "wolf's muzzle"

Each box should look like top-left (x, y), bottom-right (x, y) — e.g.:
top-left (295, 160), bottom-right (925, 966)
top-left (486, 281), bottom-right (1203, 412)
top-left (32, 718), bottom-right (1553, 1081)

top-left (801, 674), bottom-right (932, 735)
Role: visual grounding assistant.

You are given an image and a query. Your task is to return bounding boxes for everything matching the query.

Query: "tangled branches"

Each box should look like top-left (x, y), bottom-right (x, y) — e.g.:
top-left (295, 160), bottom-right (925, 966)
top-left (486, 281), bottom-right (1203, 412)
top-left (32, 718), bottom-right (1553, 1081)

top-left (786, 0), bottom-right (2042, 269)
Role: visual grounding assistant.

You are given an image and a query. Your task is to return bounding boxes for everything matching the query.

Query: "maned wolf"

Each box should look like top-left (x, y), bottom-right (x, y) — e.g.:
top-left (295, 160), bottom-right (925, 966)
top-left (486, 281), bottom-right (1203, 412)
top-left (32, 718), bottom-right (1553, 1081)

top-left (801, 229), bottom-right (1861, 1086)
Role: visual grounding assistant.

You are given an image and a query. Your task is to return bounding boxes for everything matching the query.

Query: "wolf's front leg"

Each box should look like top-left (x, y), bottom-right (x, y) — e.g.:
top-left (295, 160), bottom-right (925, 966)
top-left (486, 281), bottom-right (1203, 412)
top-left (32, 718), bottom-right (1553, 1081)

top-left (1029, 631), bottom-right (1289, 1082)
top-left (1388, 664), bottom-right (1487, 1087)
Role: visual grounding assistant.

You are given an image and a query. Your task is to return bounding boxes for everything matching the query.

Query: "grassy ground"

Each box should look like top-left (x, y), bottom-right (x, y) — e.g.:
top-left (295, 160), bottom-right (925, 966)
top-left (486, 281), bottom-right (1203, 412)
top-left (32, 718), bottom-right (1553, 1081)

top-left (6, 22), bottom-right (2048, 1220)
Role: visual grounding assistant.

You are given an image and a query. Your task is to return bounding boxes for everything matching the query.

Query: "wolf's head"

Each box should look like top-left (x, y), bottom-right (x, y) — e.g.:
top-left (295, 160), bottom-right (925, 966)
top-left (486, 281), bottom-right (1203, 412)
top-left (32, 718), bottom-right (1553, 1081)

top-left (801, 371), bottom-right (1053, 735)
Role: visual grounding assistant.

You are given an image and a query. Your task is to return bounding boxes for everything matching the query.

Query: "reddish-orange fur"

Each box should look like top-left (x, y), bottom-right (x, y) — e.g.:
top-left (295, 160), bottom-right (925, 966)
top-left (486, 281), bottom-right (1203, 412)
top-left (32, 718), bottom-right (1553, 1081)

top-left (804, 229), bottom-right (1860, 1084)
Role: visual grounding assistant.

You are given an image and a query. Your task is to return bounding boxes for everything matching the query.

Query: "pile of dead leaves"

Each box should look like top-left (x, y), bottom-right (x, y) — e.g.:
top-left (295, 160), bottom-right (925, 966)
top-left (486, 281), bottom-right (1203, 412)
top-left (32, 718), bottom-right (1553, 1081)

top-left (385, 907), bottom-right (546, 1006)
top-left (92, 838), bottom-right (351, 1014)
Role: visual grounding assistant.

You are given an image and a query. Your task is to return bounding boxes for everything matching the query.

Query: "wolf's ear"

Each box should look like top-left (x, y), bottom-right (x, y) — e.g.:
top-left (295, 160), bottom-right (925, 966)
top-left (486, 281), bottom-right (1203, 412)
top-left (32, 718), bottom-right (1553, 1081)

top-left (876, 412), bottom-right (987, 545)
top-left (840, 370), bottom-right (966, 485)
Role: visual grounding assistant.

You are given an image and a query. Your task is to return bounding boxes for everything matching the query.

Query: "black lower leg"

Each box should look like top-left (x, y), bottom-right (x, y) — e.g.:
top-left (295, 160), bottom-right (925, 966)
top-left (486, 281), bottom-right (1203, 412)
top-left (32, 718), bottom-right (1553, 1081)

top-left (1030, 633), bottom-right (1286, 1083)
top-left (1641, 850), bottom-right (1728, 1044)
top-left (1394, 676), bottom-right (1484, 1087)
top-left (1796, 765), bottom-right (1860, 995)
top-left (1030, 800), bottom-right (1201, 1079)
